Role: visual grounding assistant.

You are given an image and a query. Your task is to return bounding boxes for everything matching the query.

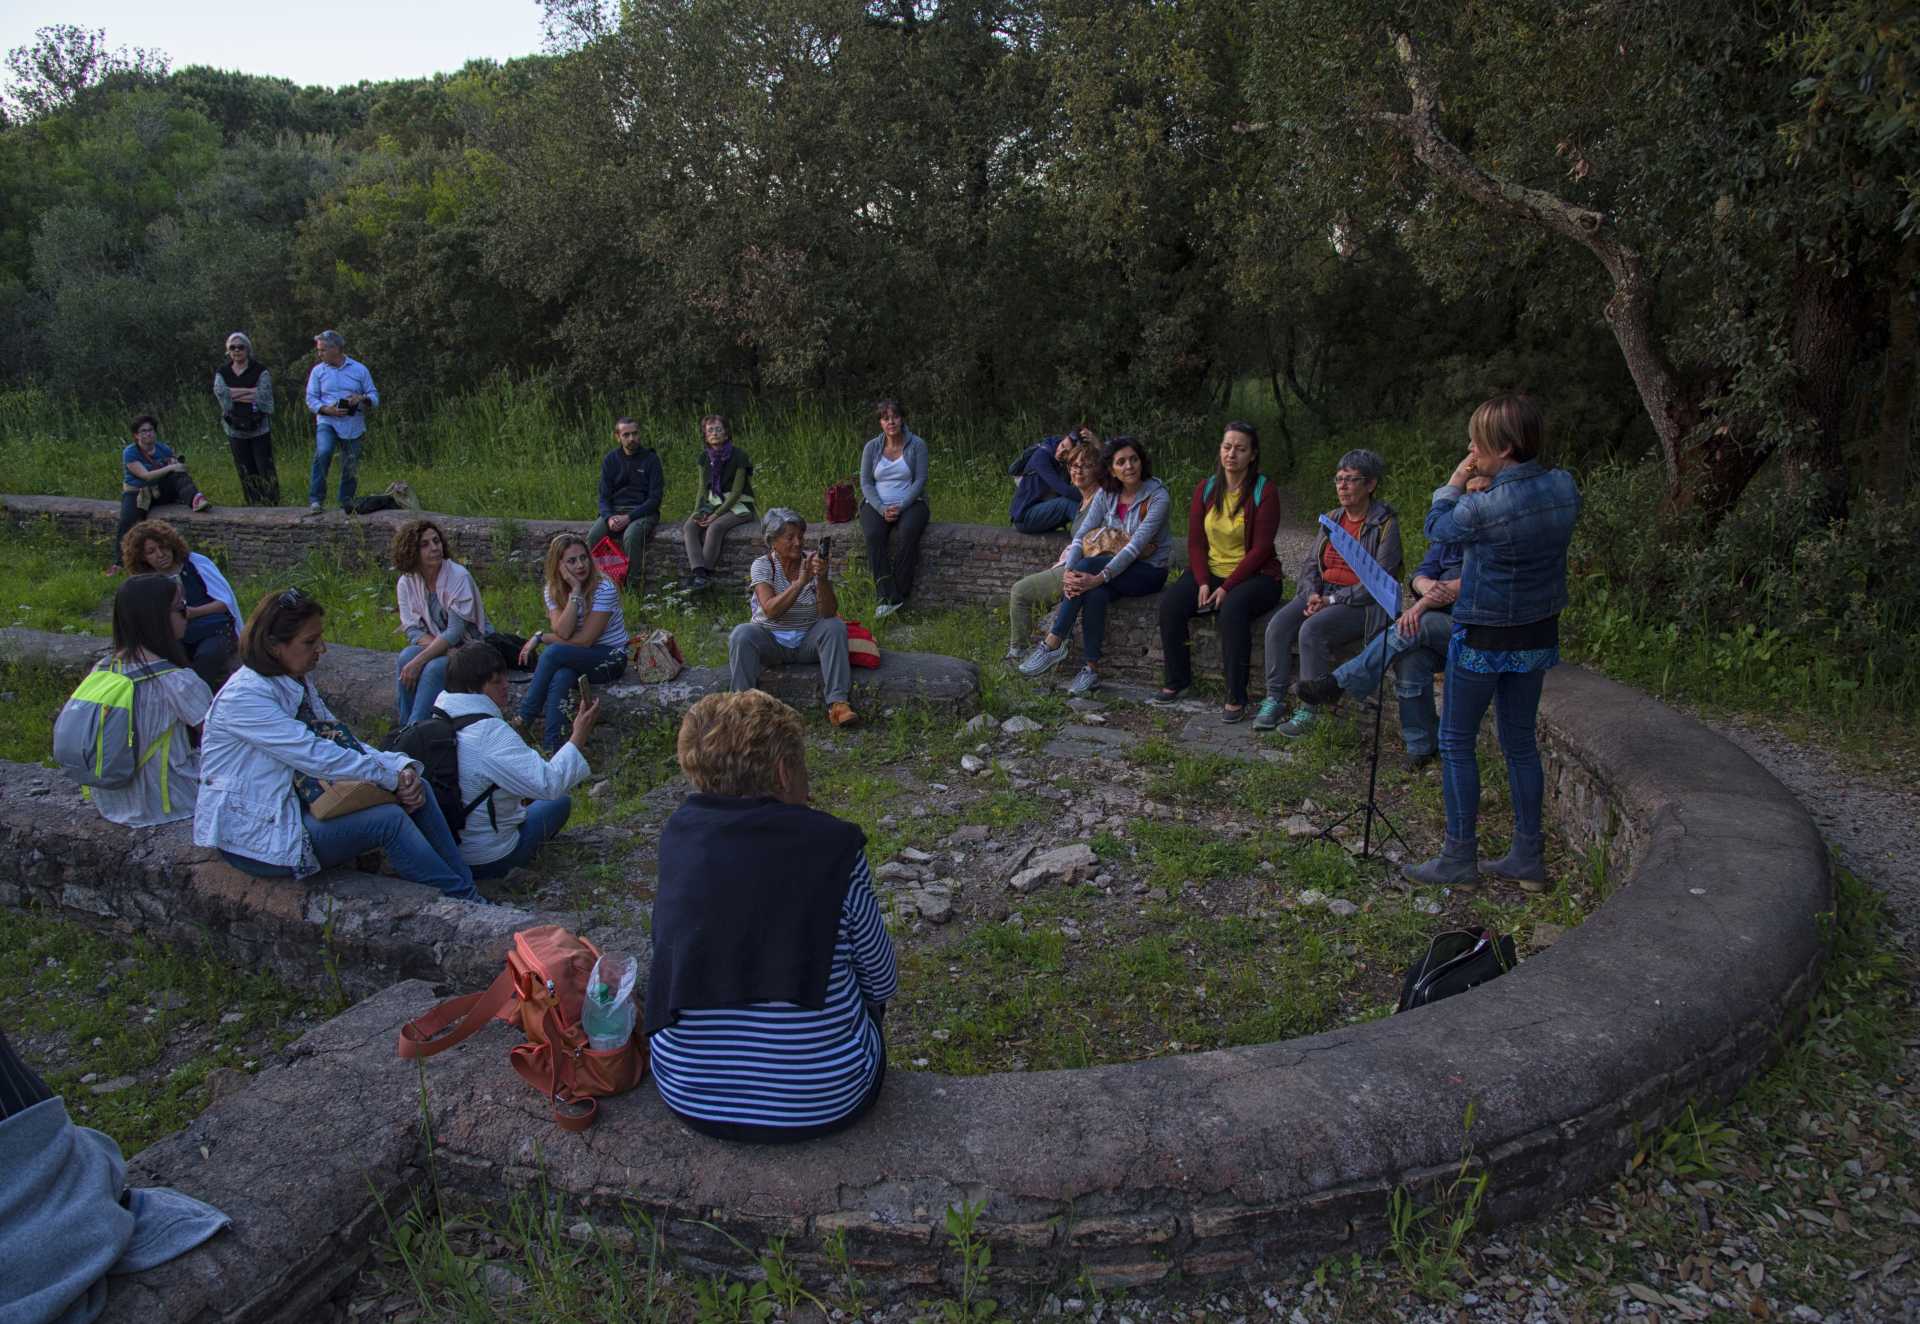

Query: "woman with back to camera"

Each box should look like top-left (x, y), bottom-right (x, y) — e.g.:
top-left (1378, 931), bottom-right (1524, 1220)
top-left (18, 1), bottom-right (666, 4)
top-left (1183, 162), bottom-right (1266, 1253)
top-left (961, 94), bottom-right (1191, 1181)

top-left (117, 518), bottom-right (243, 693)
top-left (193, 588), bottom-right (478, 899)
top-left (1403, 393), bottom-right (1581, 891)
top-left (1154, 421), bottom-right (1286, 721)
top-left (517, 533), bottom-right (629, 752)
top-left (648, 689), bottom-right (897, 1142)
top-left (213, 331), bottom-right (278, 505)
top-left (1004, 438), bottom-right (1107, 661)
top-left (84, 574), bottom-right (213, 828)
top-left (682, 414), bottom-right (756, 590)
top-left (1017, 435), bottom-right (1170, 695)
top-left (391, 518), bottom-right (490, 724)
top-left (858, 398), bottom-right (930, 618)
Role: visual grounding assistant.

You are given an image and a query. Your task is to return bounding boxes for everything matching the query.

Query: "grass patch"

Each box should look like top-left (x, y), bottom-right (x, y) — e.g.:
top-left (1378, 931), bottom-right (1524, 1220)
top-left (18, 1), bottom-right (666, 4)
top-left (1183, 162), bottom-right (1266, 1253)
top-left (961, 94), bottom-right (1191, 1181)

top-left (0, 906), bottom-right (329, 1155)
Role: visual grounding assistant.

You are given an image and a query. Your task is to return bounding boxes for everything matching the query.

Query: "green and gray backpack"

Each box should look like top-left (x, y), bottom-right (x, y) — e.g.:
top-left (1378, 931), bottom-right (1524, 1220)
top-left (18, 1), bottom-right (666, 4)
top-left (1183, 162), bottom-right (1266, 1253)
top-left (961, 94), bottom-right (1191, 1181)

top-left (53, 658), bottom-right (183, 803)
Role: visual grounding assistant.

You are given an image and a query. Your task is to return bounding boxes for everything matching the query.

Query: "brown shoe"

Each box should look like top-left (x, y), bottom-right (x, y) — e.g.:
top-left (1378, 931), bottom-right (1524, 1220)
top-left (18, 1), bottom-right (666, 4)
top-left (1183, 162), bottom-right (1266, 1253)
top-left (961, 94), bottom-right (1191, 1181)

top-left (828, 702), bottom-right (860, 728)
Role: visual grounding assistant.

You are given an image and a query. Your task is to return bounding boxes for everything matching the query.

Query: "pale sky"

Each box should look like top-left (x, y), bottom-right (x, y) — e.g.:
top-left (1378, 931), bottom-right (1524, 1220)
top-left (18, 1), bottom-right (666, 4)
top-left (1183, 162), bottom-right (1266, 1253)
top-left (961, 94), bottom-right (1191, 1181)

top-left (2, 0), bottom-right (553, 89)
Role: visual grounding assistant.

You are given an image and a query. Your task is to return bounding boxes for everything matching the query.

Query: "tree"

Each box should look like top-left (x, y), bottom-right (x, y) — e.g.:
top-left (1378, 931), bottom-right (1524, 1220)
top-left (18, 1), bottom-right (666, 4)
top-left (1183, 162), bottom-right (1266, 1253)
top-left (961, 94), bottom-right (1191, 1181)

top-left (1248, 0), bottom-right (1897, 521)
top-left (3, 24), bottom-right (168, 121)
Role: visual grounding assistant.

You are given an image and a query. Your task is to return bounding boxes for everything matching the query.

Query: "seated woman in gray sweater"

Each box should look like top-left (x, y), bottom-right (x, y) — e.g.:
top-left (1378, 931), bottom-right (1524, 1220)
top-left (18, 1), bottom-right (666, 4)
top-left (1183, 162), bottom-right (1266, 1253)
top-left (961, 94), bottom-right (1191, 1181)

top-left (1017, 436), bottom-right (1171, 695)
top-left (857, 398), bottom-right (929, 618)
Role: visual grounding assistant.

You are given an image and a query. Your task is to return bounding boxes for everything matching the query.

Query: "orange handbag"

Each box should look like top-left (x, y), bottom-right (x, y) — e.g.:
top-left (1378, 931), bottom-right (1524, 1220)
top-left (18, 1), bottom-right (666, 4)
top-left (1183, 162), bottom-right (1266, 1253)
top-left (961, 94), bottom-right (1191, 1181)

top-left (396, 925), bottom-right (646, 1131)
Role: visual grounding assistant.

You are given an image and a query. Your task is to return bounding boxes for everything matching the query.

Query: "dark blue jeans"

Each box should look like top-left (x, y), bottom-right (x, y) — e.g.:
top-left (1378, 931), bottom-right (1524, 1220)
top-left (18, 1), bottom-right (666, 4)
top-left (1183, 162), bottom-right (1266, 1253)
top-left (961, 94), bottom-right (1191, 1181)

top-left (470, 797), bottom-right (572, 880)
top-left (518, 642), bottom-right (625, 750)
top-left (1438, 645), bottom-right (1548, 845)
top-left (220, 792), bottom-right (475, 899)
top-left (308, 421), bottom-right (363, 507)
top-left (1015, 497), bottom-right (1079, 535)
top-left (1048, 554), bottom-right (1167, 664)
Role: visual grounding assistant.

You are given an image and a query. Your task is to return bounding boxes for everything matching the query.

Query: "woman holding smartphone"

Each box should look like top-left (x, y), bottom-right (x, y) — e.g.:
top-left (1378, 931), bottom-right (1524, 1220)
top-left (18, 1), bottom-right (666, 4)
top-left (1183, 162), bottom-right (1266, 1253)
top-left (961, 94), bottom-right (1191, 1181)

top-left (517, 533), bottom-right (629, 752)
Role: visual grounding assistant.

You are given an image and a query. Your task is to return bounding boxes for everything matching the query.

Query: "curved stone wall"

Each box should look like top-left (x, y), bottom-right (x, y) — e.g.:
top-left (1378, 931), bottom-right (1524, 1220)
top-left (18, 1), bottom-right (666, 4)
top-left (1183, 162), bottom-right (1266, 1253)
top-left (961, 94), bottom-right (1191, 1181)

top-left (81, 663), bottom-right (1827, 1317)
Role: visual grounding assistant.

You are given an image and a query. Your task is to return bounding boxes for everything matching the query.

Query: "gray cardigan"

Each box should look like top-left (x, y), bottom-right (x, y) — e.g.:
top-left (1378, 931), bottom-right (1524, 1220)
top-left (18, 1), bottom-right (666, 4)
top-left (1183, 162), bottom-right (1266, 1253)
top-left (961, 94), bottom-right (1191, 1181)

top-left (1069, 477), bottom-right (1172, 579)
top-left (212, 366), bottom-right (274, 439)
top-left (859, 432), bottom-right (929, 513)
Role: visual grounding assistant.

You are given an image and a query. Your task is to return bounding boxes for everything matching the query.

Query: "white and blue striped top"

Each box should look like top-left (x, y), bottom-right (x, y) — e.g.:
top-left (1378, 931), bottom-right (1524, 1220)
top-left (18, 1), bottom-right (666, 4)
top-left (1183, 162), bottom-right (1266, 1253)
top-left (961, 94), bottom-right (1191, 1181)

top-left (545, 576), bottom-right (629, 652)
top-left (650, 853), bottom-right (898, 1130)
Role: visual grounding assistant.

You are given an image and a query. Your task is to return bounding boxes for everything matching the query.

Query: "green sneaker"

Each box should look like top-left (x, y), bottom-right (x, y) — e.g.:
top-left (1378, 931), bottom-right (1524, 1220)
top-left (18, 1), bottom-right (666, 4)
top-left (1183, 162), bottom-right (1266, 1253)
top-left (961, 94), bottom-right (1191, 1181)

top-left (1277, 707), bottom-right (1318, 740)
top-left (1251, 696), bottom-right (1286, 731)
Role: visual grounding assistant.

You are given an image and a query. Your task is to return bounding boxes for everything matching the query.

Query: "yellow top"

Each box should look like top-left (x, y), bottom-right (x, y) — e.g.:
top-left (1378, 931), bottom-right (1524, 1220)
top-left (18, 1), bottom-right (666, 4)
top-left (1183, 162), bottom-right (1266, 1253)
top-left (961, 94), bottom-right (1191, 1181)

top-left (1203, 489), bottom-right (1245, 580)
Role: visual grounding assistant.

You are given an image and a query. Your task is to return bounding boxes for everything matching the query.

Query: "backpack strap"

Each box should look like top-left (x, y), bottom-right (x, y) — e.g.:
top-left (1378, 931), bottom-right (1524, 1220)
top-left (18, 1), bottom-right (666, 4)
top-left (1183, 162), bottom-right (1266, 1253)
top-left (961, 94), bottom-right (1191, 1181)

top-left (395, 966), bottom-right (518, 1060)
top-left (509, 1005), bottom-right (599, 1132)
top-left (443, 710), bottom-right (501, 828)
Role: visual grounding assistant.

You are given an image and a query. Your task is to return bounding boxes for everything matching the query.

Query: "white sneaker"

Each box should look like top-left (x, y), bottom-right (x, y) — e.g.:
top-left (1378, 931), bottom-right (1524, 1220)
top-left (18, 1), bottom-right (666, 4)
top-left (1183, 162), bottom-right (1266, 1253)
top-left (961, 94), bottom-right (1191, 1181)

top-left (1067, 664), bottom-right (1101, 695)
top-left (307, 501), bottom-right (323, 516)
top-left (1018, 639), bottom-right (1069, 676)
top-left (873, 601), bottom-right (901, 619)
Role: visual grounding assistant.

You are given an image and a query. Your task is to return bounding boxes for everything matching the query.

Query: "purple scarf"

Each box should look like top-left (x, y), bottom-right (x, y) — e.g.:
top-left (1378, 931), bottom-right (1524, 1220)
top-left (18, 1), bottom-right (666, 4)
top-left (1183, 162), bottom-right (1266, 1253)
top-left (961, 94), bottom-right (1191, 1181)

top-left (705, 442), bottom-right (734, 498)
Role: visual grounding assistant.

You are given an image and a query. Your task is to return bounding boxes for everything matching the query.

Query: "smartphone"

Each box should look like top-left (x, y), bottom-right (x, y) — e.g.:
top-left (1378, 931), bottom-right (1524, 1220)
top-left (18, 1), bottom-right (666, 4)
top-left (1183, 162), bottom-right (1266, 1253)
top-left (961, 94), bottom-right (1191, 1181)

top-left (818, 536), bottom-right (833, 563)
top-left (576, 675), bottom-right (592, 706)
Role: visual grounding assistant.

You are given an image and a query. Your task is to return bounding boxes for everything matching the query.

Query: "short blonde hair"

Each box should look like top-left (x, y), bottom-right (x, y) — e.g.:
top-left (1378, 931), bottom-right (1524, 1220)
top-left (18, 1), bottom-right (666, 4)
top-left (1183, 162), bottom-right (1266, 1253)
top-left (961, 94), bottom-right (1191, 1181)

top-left (676, 690), bottom-right (804, 798)
top-left (1469, 393), bottom-right (1546, 463)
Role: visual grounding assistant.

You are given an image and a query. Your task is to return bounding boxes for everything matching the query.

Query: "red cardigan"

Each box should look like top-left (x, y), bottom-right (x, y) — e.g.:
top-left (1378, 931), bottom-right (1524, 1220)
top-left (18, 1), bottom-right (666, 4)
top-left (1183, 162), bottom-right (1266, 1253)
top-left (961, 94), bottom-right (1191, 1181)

top-left (1186, 476), bottom-right (1284, 593)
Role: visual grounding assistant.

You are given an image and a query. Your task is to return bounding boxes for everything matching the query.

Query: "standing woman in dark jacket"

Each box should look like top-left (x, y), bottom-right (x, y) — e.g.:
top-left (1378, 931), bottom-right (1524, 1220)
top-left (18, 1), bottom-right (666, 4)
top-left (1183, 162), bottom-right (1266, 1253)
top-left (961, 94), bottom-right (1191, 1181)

top-left (1155, 422), bottom-right (1286, 721)
top-left (213, 332), bottom-right (278, 505)
top-left (858, 399), bottom-right (930, 618)
top-left (1403, 394), bottom-right (1581, 891)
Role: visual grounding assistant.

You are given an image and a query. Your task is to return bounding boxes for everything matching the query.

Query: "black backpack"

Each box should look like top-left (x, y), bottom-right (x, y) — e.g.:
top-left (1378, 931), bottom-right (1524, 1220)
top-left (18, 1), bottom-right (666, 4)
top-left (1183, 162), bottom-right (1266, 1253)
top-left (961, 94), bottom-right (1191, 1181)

top-left (383, 709), bottom-right (497, 842)
top-left (1395, 927), bottom-right (1517, 1012)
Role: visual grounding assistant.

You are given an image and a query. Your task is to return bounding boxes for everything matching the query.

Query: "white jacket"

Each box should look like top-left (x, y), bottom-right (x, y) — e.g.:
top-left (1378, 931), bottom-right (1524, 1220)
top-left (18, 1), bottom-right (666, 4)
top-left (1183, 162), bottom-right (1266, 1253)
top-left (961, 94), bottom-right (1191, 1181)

top-left (433, 690), bottom-right (590, 867)
top-left (193, 667), bottom-right (415, 876)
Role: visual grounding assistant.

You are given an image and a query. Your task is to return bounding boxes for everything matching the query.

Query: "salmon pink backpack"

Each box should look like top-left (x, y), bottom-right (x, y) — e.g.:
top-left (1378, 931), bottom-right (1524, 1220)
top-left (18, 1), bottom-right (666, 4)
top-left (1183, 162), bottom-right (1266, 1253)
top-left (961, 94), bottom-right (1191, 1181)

top-left (397, 925), bottom-right (646, 1131)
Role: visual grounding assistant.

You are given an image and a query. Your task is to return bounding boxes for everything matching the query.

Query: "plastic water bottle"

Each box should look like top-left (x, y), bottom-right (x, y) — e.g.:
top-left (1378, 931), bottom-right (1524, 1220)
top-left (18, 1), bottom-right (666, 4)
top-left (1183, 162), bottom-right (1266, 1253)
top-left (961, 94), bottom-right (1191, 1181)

top-left (580, 952), bottom-right (637, 1051)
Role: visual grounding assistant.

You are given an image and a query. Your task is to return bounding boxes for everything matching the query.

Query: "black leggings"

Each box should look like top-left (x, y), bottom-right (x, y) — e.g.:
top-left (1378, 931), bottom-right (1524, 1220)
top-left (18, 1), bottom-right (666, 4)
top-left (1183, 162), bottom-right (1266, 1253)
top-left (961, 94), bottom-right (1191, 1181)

top-left (113, 472), bottom-right (201, 565)
top-left (859, 499), bottom-right (930, 606)
top-left (1158, 572), bottom-right (1286, 706)
top-left (0, 1029), bottom-right (53, 1121)
top-left (228, 432), bottom-right (280, 506)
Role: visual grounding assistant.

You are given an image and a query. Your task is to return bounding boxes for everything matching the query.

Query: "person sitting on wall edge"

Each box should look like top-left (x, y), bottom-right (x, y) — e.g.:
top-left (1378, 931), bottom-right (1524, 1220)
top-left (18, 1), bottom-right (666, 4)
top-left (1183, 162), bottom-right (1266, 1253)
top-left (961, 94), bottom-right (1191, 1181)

top-left (1291, 475), bottom-right (1492, 771)
top-left (1008, 421), bottom-right (1100, 535)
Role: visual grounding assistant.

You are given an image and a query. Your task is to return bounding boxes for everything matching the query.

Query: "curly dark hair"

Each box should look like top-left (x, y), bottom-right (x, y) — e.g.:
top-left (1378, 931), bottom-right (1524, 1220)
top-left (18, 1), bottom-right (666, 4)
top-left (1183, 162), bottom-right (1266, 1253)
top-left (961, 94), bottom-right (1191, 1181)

top-left (120, 518), bottom-right (191, 574)
top-left (389, 518), bottom-right (452, 576)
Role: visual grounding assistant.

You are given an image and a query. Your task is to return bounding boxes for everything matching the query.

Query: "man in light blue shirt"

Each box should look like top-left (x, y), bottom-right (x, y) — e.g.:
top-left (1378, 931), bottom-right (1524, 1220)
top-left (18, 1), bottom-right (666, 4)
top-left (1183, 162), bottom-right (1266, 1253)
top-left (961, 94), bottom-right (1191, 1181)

top-left (303, 329), bottom-right (379, 514)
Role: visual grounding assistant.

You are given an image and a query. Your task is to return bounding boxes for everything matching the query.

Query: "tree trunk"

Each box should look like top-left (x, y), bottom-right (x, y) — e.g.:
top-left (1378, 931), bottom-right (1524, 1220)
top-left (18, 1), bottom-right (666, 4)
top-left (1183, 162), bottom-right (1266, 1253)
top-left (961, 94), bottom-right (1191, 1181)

top-left (1874, 236), bottom-right (1918, 498)
top-left (1377, 32), bottom-right (1770, 524)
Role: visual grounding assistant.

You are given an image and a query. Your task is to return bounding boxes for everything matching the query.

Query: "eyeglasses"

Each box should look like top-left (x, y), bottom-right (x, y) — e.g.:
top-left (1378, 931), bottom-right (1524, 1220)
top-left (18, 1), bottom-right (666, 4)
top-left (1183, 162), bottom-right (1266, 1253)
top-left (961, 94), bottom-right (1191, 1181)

top-left (1333, 473), bottom-right (1371, 486)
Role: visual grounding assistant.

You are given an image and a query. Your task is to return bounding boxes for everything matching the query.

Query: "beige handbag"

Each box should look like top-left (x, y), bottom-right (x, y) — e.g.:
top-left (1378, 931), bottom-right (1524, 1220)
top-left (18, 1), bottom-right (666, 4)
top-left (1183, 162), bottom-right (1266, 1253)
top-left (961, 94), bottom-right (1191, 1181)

top-left (307, 779), bottom-right (399, 820)
top-left (1081, 493), bottom-right (1152, 560)
top-left (629, 628), bottom-right (686, 683)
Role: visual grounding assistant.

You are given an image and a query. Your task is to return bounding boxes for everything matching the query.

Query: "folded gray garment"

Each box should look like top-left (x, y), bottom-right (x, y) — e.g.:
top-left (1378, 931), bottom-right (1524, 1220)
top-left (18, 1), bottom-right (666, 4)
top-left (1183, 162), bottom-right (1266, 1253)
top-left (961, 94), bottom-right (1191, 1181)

top-left (0, 1096), bottom-right (230, 1324)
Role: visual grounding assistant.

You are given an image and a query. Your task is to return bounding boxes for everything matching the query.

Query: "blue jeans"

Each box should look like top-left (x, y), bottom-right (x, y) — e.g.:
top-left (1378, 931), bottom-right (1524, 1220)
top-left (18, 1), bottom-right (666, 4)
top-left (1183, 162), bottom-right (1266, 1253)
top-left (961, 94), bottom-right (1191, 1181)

top-left (518, 642), bottom-right (625, 750)
top-left (1438, 646), bottom-right (1548, 845)
top-left (470, 797), bottom-right (572, 880)
top-left (1015, 497), bottom-right (1079, 535)
top-left (1333, 609), bottom-right (1452, 756)
top-left (394, 645), bottom-right (450, 723)
top-left (308, 422), bottom-right (364, 507)
top-left (1048, 554), bottom-right (1167, 664)
top-left (221, 792), bottom-right (475, 899)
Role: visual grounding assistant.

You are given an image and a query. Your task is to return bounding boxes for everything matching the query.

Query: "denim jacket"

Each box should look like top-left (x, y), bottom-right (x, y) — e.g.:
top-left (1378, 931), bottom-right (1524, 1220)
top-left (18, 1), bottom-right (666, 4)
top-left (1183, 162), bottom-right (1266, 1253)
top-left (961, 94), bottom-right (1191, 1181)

top-left (193, 666), bottom-right (415, 876)
top-left (1424, 461), bottom-right (1581, 627)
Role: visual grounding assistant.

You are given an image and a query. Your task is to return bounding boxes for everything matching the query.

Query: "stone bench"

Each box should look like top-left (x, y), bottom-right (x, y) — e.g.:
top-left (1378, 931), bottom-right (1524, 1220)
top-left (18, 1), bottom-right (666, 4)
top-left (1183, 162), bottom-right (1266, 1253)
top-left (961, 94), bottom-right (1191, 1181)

top-left (48, 665), bottom-right (1828, 1314)
top-left (0, 628), bottom-right (981, 740)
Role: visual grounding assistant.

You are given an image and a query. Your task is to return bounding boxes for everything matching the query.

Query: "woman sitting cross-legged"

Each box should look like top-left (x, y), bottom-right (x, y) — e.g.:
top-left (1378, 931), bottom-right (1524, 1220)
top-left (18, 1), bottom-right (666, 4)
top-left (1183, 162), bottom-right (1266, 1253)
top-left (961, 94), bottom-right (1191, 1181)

top-left (516, 533), bottom-right (629, 752)
top-left (391, 518), bottom-right (490, 724)
top-left (1004, 439), bottom-right (1106, 662)
top-left (1154, 421), bottom-right (1286, 721)
top-left (118, 518), bottom-right (243, 693)
top-left (193, 588), bottom-right (478, 900)
top-left (728, 508), bottom-right (860, 728)
top-left (648, 689), bottom-right (898, 1142)
top-left (1017, 435), bottom-right (1170, 695)
top-left (1255, 449), bottom-right (1403, 736)
top-left (109, 414), bottom-right (209, 574)
top-left (84, 574), bottom-right (213, 828)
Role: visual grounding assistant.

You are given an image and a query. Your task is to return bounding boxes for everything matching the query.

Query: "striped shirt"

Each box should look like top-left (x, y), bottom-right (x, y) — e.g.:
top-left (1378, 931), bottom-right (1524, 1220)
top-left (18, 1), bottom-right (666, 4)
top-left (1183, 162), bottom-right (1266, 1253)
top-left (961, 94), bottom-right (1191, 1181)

top-left (650, 853), bottom-right (898, 1130)
top-left (545, 576), bottom-right (629, 651)
top-left (748, 553), bottom-right (819, 641)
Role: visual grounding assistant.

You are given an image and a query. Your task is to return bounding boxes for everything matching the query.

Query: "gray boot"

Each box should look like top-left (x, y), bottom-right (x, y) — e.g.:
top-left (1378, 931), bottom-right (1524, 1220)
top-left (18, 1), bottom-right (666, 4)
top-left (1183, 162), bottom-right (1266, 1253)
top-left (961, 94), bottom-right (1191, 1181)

top-left (1401, 837), bottom-right (1479, 887)
top-left (1484, 831), bottom-right (1547, 885)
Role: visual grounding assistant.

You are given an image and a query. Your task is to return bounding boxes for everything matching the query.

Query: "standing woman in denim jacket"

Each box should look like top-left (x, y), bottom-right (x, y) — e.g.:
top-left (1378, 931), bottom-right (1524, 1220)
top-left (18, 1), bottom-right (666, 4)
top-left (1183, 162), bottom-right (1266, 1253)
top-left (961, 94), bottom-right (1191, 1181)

top-left (1018, 436), bottom-right (1171, 695)
top-left (1403, 394), bottom-right (1581, 891)
top-left (857, 399), bottom-right (930, 618)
